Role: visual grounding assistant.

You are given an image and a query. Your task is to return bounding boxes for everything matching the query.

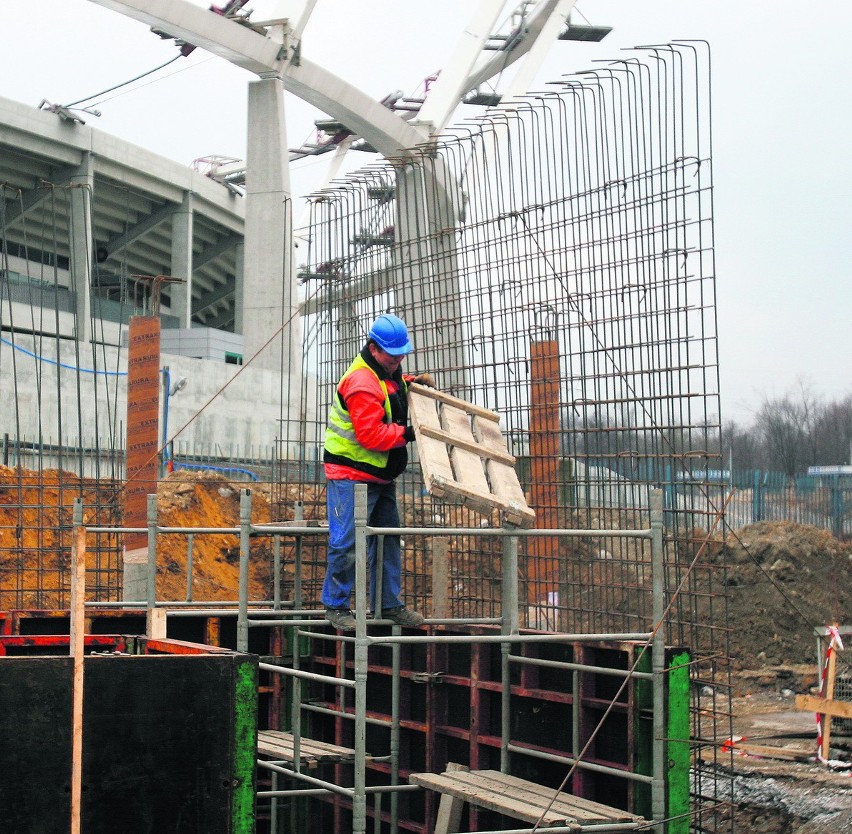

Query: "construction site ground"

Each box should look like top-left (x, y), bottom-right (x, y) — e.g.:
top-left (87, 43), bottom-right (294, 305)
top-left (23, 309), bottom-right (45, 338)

top-left (1, 467), bottom-right (850, 831)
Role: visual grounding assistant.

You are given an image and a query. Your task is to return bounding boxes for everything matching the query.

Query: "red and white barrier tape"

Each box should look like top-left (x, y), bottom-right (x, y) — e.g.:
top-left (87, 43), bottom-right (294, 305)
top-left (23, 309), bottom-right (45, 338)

top-left (816, 625), bottom-right (844, 763)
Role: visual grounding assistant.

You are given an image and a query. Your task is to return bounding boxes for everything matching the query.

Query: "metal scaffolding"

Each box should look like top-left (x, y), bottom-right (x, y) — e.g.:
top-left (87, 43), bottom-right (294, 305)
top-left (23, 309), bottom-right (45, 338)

top-left (72, 485), bottom-right (682, 833)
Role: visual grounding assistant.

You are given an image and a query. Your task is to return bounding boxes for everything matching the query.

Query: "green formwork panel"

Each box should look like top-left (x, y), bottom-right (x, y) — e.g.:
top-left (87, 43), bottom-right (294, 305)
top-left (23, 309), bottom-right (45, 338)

top-left (234, 656), bottom-right (261, 834)
top-left (634, 648), bottom-right (691, 832)
top-left (667, 650), bottom-right (691, 834)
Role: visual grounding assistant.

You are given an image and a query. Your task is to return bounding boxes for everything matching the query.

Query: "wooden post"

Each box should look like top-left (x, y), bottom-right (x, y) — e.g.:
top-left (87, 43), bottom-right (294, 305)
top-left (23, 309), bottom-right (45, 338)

top-left (146, 607), bottom-right (168, 639)
top-left (821, 646), bottom-right (838, 760)
top-left (70, 499), bottom-right (87, 834)
top-left (433, 762), bottom-right (469, 834)
top-left (431, 537), bottom-right (450, 618)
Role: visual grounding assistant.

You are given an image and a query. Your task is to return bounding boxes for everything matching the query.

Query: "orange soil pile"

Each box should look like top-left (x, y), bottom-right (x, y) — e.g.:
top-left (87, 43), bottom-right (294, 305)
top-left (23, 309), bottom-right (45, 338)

top-left (155, 469), bottom-right (273, 601)
top-left (0, 465), bottom-right (327, 608)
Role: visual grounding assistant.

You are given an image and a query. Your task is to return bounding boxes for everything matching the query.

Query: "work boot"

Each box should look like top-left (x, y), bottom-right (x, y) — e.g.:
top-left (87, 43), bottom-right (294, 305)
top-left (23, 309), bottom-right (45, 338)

top-left (325, 608), bottom-right (356, 631)
top-left (382, 607), bottom-right (425, 627)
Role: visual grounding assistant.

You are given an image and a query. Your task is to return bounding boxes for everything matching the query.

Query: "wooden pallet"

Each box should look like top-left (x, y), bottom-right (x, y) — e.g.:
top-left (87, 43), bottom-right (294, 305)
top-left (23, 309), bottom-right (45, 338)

top-left (409, 767), bottom-right (646, 833)
top-left (257, 730), bottom-right (357, 768)
top-left (407, 384), bottom-right (535, 528)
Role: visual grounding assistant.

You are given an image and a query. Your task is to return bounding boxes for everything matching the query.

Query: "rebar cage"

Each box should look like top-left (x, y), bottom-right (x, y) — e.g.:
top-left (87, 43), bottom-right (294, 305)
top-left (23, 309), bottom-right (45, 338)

top-left (280, 41), bottom-right (732, 832)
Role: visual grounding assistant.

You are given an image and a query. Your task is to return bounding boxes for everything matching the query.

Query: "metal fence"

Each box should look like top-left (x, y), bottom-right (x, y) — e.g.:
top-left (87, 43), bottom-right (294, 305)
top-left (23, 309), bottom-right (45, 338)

top-left (723, 470), bottom-right (851, 538)
top-left (1, 434), bottom-right (277, 483)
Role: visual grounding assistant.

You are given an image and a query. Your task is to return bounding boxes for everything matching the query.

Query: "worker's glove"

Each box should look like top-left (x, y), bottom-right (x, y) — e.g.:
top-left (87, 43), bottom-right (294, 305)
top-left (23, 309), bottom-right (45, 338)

top-left (403, 426), bottom-right (416, 443)
top-left (411, 373), bottom-right (437, 389)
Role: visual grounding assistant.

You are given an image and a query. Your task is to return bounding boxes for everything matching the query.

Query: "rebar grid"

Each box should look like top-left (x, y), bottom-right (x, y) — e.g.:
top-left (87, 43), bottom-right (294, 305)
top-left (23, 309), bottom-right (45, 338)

top-left (1, 176), bottom-right (131, 606)
top-left (283, 42), bottom-right (732, 832)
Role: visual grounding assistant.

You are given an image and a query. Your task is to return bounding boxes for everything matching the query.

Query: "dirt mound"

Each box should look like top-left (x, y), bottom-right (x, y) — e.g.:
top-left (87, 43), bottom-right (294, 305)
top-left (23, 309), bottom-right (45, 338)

top-left (155, 469), bottom-right (273, 601)
top-left (717, 521), bottom-right (852, 668)
top-left (0, 465), bottom-right (329, 607)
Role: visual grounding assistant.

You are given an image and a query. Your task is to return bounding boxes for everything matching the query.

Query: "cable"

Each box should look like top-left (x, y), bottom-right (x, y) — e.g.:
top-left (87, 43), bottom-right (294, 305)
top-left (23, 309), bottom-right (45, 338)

top-left (0, 335), bottom-right (127, 376)
top-left (63, 54), bottom-right (182, 109)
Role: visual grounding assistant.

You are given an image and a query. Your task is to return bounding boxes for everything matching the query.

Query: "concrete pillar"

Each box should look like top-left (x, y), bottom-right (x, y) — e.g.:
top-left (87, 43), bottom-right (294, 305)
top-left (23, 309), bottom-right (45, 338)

top-left (243, 74), bottom-right (301, 453)
top-left (394, 157), bottom-right (468, 397)
top-left (233, 241), bottom-right (244, 336)
top-left (528, 339), bottom-right (562, 600)
top-left (169, 191), bottom-right (194, 327)
top-left (69, 152), bottom-right (94, 343)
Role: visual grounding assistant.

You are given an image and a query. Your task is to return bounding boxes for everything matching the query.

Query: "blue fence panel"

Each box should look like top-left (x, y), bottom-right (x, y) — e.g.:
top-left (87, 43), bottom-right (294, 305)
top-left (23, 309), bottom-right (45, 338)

top-left (725, 469), bottom-right (851, 538)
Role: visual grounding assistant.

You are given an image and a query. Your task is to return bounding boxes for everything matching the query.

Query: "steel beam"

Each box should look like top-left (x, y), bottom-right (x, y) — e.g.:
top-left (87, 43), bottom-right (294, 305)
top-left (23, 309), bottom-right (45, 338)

top-left (87, 0), bottom-right (426, 158)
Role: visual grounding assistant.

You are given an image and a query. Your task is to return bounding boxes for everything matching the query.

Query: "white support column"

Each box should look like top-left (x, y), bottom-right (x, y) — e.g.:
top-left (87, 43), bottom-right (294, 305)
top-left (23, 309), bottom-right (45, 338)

top-left (242, 20), bottom-right (302, 456)
top-left (233, 241), bottom-right (245, 337)
top-left (169, 190), bottom-right (194, 327)
top-left (394, 158), bottom-right (469, 398)
top-left (69, 152), bottom-right (94, 343)
top-left (243, 74), bottom-right (293, 371)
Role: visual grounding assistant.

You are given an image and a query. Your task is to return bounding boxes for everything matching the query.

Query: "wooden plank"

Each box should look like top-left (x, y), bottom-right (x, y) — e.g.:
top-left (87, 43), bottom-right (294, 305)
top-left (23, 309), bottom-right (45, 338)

top-left (796, 693), bottom-right (852, 720)
top-left (723, 741), bottom-right (811, 762)
top-left (257, 730), bottom-right (357, 766)
top-left (419, 424), bottom-right (516, 465)
top-left (408, 383), bottom-right (500, 422)
top-left (409, 769), bottom-right (644, 827)
top-left (478, 419), bottom-right (535, 525)
top-left (410, 771), bottom-right (572, 825)
top-left (413, 410), bottom-right (496, 510)
top-left (431, 536), bottom-right (451, 619)
top-left (822, 648), bottom-right (838, 759)
top-left (441, 406), bottom-right (491, 496)
top-left (467, 771), bottom-right (641, 822)
top-left (409, 389), bottom-right (457, 490)
top-left (69, 522), bottom-right (86, 834)
top-left (456, 771), bottom-right (641, 823)
top-left (434, 762), bottom-right (468, 834)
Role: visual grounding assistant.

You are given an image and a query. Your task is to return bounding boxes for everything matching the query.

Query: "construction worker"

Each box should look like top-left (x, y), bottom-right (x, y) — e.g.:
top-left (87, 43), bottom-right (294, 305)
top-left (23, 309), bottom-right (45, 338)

top-left (321, 314), bottom-right (435, 631)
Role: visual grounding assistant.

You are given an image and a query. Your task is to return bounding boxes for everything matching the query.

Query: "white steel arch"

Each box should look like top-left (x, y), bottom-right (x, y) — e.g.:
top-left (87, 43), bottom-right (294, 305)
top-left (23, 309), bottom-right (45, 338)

top-left (87, 0), bottom-right (585, 456)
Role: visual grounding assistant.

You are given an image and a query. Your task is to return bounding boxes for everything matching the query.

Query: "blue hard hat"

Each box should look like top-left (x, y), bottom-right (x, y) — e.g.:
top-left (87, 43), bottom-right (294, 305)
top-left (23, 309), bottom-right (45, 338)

top-left (368, 314), bottom-right (413, 355)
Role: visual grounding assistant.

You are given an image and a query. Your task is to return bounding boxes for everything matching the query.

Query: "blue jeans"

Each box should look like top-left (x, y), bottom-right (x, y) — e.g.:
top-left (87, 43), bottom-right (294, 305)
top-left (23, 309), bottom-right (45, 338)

top-left (321, 479), bottom-right (403, 613)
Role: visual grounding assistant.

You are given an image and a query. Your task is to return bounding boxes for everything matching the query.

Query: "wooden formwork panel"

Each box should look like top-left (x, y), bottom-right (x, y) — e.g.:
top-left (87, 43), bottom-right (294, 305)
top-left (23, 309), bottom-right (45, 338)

top-left (407, 383), bottom-right (535, 528)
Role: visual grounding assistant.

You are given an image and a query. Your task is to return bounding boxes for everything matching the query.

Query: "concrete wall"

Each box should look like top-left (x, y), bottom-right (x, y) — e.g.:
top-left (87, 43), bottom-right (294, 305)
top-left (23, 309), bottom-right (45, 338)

top-left (0, 333), bottom-right (286, 457)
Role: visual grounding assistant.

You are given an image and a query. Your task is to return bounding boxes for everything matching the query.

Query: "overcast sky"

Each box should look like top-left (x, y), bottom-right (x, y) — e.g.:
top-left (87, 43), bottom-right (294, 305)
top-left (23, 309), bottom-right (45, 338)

top-left (2, 0), bottom-right (849, 424)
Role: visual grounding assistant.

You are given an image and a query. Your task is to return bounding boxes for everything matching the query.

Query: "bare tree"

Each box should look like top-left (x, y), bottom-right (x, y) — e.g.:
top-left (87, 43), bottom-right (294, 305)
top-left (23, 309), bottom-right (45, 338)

top-left (724, 419), bottom-right (761, 471)
top-left (756, 382), bottom-right (819, 478)
top-left (813, 394), bottom-right (852, 465)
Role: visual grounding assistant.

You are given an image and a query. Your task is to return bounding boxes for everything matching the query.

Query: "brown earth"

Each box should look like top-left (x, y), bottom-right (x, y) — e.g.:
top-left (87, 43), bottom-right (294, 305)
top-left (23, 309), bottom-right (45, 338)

top-left (0, 465), bottom-right (327, 607)
top-left (714, 521), bottom-right (852, 669)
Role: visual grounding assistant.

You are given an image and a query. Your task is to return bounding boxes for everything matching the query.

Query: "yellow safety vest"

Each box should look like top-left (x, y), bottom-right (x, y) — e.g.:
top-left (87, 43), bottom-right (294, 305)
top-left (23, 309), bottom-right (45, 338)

top-left (324, 354), bottom-right (405, 474)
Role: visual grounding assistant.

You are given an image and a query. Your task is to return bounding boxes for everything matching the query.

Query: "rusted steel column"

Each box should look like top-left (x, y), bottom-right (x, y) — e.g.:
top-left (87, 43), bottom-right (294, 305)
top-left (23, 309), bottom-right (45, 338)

top-left (123, 315), bottom-right (161, 601)
top-left (528, 339), bottom-right (562, 601)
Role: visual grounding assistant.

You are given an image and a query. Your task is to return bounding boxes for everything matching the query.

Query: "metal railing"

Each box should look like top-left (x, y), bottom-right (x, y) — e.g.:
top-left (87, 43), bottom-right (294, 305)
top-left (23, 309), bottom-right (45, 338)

top-left (78, 486), bottom-right (669, 834)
